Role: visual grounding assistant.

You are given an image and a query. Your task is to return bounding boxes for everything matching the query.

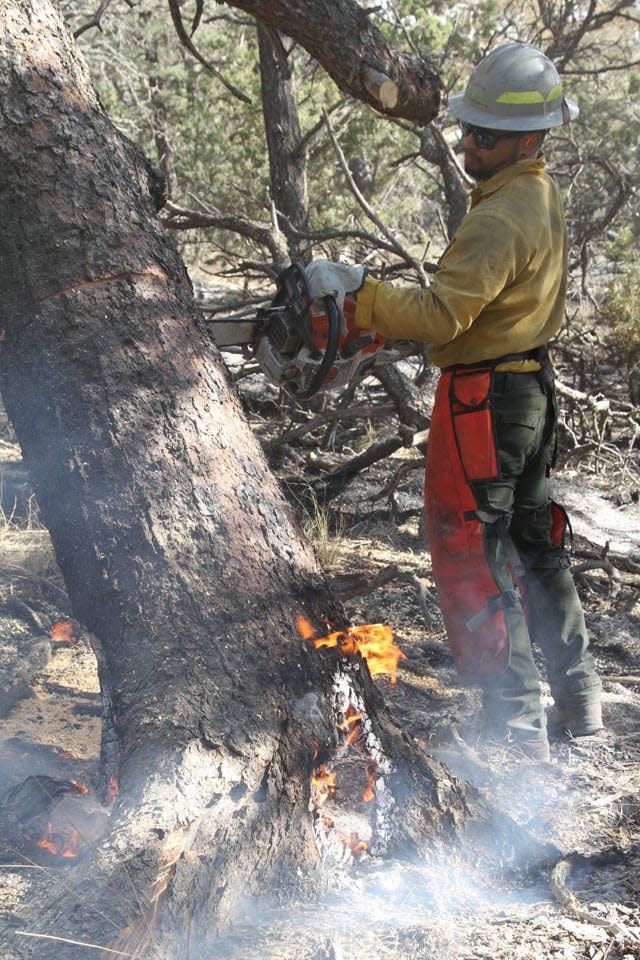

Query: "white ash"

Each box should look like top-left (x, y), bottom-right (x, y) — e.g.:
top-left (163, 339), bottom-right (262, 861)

top-left (309, 666), bottom-right (396, 862)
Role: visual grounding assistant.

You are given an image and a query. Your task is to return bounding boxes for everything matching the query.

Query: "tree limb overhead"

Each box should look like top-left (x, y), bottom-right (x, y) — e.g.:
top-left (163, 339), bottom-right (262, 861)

top-left (222, 0), bottom-right (442, 124)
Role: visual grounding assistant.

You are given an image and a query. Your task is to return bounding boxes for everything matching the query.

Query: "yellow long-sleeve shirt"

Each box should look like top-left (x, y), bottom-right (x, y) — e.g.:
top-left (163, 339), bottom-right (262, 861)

top-left (355, 157), bottom-right (567, 369)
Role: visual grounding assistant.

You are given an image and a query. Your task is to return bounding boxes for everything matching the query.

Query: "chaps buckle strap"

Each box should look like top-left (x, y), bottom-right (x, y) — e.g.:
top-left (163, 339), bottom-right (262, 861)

top-left (466, 587), bottom-right (522, 632)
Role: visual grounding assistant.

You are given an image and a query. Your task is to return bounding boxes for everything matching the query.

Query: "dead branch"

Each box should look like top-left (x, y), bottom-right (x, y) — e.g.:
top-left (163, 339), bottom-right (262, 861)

top-left (550, 854), bottom-right (640, 942)
top-left (264, 402), bottom-right (396, 452)
top-left (555, 377), bottom-right (639, 482)
top-left (329, 561), bottom-right (434, 622)
top-left (223, 0), bottom-right (442, 124)
top-left (72, 0), bottom-right (117, 38)
top-left (167, 0), bottom-right (252, 104)
top-left (369, 456), bottom-right (425, 503)
top-left (162, 201), bottom-right (288, 268)
top-left (556, 379), bottom-right (611, 413)
top-left (2, 597), bottom-right (50, 633)
top-left (315, 431), bottom-right (409, 501)
top-left (573, 538), bottom-right (640, 580)
top-left (322, 110), bottom-right (427, 285)
top-left (419, 121), bottom-right (470, 239)
top-left (372, 364), bottom-right (432, 430)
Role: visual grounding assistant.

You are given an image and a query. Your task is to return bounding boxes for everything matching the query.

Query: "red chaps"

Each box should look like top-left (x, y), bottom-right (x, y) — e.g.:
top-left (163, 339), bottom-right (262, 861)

top-left (425, 368), bottom-right (510, 681)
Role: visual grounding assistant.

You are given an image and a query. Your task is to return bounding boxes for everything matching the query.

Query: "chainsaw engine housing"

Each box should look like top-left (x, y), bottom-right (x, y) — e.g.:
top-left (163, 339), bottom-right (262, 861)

top-left (255, 263), bottom-right (390, 400)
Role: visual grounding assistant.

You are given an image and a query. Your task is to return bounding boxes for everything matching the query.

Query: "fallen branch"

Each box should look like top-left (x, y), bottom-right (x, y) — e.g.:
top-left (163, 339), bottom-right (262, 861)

top-left (550, 854), bottom-right (640, 943)
top-left (264, 403), bottom-right (396, 452)
top-left (572, 540), bottom-right (640, 591)
top-left (369, 456), bottom-right (425, 503)
top-left (315, 432), bottom-right (408, 501)
top-left (329, 561), bottom-right (434, 622)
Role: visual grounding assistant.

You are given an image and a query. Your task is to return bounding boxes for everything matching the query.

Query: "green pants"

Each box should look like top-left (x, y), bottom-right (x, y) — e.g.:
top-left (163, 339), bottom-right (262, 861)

top-left (474, 371), bottom-right (600, 737)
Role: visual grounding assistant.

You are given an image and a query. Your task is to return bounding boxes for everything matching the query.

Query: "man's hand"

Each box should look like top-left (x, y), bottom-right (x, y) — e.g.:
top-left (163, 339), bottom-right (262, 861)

top-left (305, 260), bottom-right (366, 313)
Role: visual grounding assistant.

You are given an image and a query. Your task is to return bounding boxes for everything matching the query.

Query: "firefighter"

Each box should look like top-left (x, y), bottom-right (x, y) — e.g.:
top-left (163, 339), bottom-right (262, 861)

top-left (306, 42), bottom-right (602, 761)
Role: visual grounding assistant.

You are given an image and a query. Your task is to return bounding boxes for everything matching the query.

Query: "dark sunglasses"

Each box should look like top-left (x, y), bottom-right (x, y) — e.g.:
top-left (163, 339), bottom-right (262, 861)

top-left (459, 121), bottom-right (520, 151)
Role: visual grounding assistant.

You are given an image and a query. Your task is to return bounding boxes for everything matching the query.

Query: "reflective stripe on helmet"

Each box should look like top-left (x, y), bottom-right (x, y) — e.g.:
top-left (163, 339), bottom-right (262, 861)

top-left (496, 83), bottom-right (563, 104)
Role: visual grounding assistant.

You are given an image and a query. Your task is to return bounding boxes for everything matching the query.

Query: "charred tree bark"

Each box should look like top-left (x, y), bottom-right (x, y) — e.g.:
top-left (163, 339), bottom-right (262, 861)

top-left (0, 4), bottom-right (524, 958)
top-left (258, 25), bottom-right (311, 263)
top-left (224, 0), bottom-right (442, 125)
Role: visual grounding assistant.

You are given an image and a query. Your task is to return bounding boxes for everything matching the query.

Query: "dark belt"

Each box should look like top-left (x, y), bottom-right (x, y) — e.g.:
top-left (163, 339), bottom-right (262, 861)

top-left (442, 345), bottom-right (550, 373)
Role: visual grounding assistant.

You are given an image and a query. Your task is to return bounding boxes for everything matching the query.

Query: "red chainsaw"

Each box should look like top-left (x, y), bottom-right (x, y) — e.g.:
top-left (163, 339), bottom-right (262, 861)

top-left (207, 262), bottom-right (414, 400)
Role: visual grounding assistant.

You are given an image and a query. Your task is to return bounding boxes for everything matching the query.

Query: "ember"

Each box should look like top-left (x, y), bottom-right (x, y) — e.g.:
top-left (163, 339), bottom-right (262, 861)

top-left (346, 832), bottom-right (369, 854)
top-left (297, 616), bottom-right (406, 686)
top-left (311, 765), bottom-right (337, 807)
top-left (340, 709), bottom-right (364, 750)
top-left (70, 780), bottom-right (89, 796)
top-left (23, 820), bottom-right (81, 860)
top-left (50, 619), bottom-right (79, 646)
top-left (104, 772), bottom-right (119, 805)
top-left (363, 762), bottom-right (378, 803)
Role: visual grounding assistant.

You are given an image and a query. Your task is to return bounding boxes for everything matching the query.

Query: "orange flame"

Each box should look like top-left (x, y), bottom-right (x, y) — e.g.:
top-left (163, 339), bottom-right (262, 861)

top-left (50, 620), bottom-right (79, 646)
top-left (297, 616), bottom-right (406, 686)
top-left (339, 709), bottom-right (364, 750)
top-left (363, 761), bottom-right (378, 803)
top-left (311, 765), bottom-right (337, 807)
top-left (105, 772), bottom-right (119, 805)
top-left (318, 817), bottom-right (368, 858)
top-left (30, 823), bottom-right (82, 859)
top-left (339, 710), bottom-right (363, 730)
top-left (344, 831), bottom-right (368, 855)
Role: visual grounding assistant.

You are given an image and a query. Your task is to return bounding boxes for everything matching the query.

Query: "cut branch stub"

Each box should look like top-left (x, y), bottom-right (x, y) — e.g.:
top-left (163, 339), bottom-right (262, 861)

top-left (363, 65), bottom-right (398, 110)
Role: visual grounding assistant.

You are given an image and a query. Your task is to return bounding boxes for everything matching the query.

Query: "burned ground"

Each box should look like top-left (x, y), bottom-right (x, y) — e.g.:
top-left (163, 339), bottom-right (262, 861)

top-left (0, 383), bottom-right (639, 960)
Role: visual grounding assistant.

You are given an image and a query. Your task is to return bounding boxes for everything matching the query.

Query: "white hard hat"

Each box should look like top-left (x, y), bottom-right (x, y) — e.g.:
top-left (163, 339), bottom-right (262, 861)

top-left (448, 42), bottom-right (579, 131)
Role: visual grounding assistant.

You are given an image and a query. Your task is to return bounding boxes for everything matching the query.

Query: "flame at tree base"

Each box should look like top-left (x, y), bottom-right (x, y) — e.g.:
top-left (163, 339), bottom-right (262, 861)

top-left (297, 616), bottom-right (407, 686)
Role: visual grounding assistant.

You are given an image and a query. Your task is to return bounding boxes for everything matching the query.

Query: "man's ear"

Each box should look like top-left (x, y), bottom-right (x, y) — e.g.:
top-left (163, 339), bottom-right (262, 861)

top-left (521, 131), bottom-right (544, 155)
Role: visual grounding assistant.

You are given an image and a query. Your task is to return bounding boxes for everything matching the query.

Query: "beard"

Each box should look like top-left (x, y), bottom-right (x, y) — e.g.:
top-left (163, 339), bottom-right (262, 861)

top-left (463, 148), bottom-right (520, 181)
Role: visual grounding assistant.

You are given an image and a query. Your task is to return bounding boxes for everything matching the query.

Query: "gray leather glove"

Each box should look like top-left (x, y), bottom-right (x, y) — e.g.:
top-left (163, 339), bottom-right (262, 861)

top-left (305, 260), bottom-right (366, 314)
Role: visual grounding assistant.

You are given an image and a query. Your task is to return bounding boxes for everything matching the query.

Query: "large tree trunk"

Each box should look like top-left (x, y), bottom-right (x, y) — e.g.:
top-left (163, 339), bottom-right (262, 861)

top-left (0, 3), bottom-right (521, 958)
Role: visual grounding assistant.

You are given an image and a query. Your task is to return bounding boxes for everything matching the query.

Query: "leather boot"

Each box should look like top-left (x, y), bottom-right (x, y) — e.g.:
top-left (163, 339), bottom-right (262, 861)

top-left (548, 689), bottom-right (603, 739)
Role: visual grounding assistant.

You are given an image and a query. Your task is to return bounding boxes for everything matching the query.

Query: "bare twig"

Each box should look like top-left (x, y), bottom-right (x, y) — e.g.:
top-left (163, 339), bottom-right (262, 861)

top-left (369, 456), bottom-right (425, 503)
top-left (72, 0), bottom-right (116, 38)
top-left (321, 110), bottom-right (427, 286)
top-left (329, 561), bottom-right (433, 621)
top-left (166, 0), bottom-right (252, 104)
top-left (550, 857), bottom-right (640, 942)
top-left (15, 931), bottom-right (132, 956)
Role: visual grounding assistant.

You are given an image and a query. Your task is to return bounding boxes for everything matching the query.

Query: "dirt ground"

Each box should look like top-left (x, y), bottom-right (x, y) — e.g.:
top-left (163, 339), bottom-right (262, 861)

top-left (1, 404), bottom-right (640, 960)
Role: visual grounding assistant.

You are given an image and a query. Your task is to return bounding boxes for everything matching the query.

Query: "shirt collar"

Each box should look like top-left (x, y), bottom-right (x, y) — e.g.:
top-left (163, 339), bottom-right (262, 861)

top-left (470, 156), bottom-right (546, 207)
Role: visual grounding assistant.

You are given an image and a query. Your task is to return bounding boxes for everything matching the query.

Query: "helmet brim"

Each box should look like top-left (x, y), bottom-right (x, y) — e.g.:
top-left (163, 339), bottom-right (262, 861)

top-left (448, 91), bottom-right (579, 131)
